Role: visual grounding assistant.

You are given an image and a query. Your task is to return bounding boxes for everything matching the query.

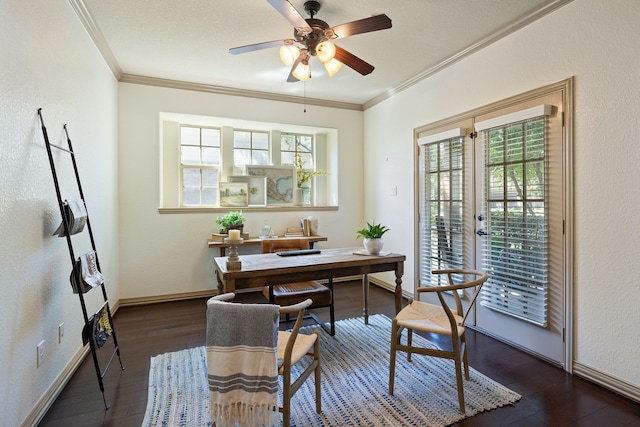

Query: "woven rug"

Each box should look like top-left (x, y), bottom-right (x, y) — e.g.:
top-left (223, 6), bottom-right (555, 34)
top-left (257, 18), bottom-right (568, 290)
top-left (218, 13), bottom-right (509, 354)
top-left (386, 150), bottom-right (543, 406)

top-left (142, 314), bottom-right (520, 426)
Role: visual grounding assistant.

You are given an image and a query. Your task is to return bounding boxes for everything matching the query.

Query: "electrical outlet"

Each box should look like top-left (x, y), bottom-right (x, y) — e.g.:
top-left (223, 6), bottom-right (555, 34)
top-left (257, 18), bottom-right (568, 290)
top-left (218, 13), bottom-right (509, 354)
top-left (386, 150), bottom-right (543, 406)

top-left (58, 322), bottom-right (64, 344)
top-left (37, 340), bottom-right (45, 367)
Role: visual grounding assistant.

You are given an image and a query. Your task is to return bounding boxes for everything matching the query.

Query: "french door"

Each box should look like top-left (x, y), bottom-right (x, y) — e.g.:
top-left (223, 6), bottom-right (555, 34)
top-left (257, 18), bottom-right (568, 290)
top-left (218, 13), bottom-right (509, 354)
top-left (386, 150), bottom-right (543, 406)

top-left (418, 81), bottom-right (571, 367)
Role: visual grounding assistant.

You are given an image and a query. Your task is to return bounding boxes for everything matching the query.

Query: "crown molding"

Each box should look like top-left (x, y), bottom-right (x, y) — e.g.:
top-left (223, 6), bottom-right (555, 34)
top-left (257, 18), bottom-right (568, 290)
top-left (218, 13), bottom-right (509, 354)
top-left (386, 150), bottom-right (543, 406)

top-left (118, 74), bottom-right (363, 111)
top-left (71, 0), bottom-right (572, 112)
top-left (362, 0), bottom-right (574, 110)
top-left (69, 0), bottom-right (123, 78)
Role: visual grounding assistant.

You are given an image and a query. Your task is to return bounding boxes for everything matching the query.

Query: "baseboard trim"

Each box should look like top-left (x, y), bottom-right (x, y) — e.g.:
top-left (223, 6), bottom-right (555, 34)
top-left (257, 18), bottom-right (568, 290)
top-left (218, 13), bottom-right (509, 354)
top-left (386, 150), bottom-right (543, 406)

top-left (116, 277), bottom-right (400, 307)
top-left (369, 276), bottom-right (413, 300)
top-left (118, 289), bottom-right (218, 307)
top-left (21, 345), bottom-right (90, 427)
top-left (22, 303), bottom-right (122, 427)
top-left (573, 361), bottom-right (640, 403)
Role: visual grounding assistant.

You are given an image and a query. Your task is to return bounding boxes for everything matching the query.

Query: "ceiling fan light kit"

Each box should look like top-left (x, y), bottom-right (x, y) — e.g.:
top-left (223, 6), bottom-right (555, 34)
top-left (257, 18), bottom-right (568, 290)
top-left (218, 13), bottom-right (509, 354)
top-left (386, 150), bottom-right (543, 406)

top-left (229, 0), bottom-right (391, 82)
top-left (324, 57), bottom-right (342, 77)
top-left (279, 44), bottom-right (301, 66)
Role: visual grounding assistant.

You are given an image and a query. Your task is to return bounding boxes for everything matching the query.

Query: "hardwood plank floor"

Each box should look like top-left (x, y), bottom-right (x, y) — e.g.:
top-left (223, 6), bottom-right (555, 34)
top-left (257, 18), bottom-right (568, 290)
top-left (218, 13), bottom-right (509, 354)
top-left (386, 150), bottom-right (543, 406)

top-left (38, 281), bottom-right (640, 426)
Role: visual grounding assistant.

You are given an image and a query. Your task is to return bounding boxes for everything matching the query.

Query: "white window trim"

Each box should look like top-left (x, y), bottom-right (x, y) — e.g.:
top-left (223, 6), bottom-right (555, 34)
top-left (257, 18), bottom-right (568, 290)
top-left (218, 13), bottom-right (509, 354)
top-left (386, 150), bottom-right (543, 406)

top-left (159, 114), bottom-right (339, 211)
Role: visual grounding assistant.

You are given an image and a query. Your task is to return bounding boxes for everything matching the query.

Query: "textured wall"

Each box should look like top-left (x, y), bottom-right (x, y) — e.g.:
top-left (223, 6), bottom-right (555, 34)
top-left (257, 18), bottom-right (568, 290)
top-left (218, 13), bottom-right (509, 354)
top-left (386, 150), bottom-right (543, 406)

top-left (364, 0), bottom-right (640, 387)
top-left (0, 2), bottom-right (118, 425)
top-left (117, 83), bottom-right (366, 299)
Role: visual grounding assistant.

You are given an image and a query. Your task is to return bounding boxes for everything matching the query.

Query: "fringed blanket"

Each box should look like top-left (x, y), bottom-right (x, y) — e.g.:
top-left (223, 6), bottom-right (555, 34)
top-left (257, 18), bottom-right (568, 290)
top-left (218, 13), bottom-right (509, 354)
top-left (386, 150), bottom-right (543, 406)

top-left (206, 299), bottom-right (279, 427)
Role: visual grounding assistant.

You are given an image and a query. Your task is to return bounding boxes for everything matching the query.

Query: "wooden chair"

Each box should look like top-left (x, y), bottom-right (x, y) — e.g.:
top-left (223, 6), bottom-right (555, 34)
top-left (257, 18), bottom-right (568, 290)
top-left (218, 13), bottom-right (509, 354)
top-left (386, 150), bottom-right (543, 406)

top-left (206, 293), bottom-right (321, 427)
top-left (261, 238), bottom-right (335, 335)
top-left (389, 269), bottom-right (488, 413)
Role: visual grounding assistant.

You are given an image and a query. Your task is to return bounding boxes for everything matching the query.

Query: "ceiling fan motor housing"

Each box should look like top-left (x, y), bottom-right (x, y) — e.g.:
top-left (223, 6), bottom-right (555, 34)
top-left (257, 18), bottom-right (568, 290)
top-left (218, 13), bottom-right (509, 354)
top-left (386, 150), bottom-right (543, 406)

top-left (296, 18), bottom-right (331, 55)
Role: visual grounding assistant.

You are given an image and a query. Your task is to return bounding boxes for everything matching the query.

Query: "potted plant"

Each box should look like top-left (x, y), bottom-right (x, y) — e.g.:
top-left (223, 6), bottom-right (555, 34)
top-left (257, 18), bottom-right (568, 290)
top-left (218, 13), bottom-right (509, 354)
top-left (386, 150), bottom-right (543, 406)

top-left (356, 221), bottom-right (390, 254)
top-left (216, 210), bottom-right (246, 234)
top-left (293, 154), bottom-right (327, 205)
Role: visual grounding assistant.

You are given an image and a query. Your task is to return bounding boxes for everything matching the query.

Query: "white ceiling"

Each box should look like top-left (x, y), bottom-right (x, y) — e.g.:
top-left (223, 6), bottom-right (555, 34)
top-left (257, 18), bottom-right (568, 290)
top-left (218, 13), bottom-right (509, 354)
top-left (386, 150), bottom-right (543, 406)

top-left (77, 0), bottom-right (565, 107)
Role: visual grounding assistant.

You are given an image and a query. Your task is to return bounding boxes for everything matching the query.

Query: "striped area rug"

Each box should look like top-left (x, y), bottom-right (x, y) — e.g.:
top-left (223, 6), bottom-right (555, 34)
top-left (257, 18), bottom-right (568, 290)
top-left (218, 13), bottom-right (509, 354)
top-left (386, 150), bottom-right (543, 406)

top-left (142, 314), bottom-right (521, 426)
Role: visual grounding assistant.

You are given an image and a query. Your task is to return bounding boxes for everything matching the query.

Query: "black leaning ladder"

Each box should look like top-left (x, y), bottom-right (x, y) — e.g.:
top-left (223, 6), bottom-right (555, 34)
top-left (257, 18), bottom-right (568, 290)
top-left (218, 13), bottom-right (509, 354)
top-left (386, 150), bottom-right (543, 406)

top-left (37, 108), bottom-right (123, 409)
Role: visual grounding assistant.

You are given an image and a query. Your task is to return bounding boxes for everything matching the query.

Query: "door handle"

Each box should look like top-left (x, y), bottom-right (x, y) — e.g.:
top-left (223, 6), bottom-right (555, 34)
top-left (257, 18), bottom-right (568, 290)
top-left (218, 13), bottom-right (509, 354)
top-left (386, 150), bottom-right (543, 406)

top-left (476, 229), bottom-right (489, 236)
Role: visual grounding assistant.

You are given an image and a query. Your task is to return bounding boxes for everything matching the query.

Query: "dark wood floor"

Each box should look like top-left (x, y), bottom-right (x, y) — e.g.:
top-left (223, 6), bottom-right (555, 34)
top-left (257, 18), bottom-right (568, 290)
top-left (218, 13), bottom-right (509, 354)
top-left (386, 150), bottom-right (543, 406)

top-left (39, 281), bottom-right (640, 426)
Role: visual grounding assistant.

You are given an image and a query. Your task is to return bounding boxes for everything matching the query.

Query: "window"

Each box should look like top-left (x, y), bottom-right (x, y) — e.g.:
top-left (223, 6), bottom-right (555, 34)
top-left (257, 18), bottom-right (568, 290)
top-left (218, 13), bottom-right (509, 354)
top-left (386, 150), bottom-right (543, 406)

top-left (280, 133), bottom-right (314, 167)
top-left (233, 130), bottom-right (269, 166)
top-left (281, 133), bottom-right (317, 205)
top-left (180, 126), bottom-right (220, 206)
top-left (160, 113), bottom-right (338, 209)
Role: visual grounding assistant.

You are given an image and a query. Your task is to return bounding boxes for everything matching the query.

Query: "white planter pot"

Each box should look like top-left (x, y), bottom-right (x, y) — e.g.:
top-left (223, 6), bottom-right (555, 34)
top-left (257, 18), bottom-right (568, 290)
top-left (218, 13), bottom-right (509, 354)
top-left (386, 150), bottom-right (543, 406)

top-left (363, 238), bottom-right (384, 254)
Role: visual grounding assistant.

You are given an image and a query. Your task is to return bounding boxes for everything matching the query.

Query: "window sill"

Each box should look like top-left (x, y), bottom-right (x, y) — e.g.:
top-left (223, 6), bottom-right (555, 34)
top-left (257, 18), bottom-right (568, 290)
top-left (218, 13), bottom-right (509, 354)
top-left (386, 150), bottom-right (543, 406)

top-left (158, 205), bottom-right (338, 214)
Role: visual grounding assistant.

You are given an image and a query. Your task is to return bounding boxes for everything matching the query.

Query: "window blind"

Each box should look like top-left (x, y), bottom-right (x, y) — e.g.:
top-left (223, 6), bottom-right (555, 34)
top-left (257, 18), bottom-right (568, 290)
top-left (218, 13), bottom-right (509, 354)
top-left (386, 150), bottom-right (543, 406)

top-left (419, 131), bottom-right (466, 287)
top-left (477, 113), bottom-right (550, 326)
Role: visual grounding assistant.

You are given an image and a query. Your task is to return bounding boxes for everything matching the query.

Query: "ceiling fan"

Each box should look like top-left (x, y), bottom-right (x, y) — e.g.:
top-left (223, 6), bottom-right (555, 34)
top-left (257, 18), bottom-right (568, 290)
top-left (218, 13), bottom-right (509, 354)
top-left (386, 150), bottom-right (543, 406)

top-left (229, 0), bottom-right (392, 82)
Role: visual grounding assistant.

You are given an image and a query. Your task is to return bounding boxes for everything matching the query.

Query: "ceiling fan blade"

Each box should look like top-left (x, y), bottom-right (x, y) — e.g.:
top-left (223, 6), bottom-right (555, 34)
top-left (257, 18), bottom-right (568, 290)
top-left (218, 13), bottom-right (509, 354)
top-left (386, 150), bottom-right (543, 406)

top-left (334, 45), bottom-right (375, 75)
top-left (267, 0), bottom-right (311, 31)
top-left (286, 57), bottom-right (302, 82)
top-left (229, 39), bottom-right (294, 55)
top-left (329, 14), bottom-right (392, 38)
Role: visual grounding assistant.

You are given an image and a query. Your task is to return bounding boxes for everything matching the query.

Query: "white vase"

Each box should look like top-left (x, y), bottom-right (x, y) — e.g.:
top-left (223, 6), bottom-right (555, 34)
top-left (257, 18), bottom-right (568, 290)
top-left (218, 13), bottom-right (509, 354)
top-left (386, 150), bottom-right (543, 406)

top-left (293, 187), bottom-right (303, 206)
top-left (363, 238), bottom-right (384, 254)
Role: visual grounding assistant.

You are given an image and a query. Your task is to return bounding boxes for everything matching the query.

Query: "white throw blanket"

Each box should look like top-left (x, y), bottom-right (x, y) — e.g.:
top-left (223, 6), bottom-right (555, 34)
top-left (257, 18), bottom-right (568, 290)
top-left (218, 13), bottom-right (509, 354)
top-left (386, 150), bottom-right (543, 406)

top-left (206, 299), bottom-right (279, 427)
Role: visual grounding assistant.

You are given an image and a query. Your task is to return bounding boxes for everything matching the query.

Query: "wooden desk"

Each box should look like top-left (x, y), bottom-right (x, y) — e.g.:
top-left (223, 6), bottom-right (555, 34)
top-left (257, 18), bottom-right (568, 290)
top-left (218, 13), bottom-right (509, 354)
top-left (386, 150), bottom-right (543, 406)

top-left (208, 235), bottom-right (328, 256)
top-left (213, 247), bottom-right (406, 321)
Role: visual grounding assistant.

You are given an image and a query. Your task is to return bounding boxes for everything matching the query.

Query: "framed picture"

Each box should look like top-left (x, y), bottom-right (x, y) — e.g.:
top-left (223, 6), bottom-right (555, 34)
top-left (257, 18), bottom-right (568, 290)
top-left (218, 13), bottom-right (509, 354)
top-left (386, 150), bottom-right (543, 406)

top-left (228, 175), bottom-right (267, 206)
top-left (219, 182), bottom-right (249, 207)
top-left (245, 165), bottom-right (295, 205)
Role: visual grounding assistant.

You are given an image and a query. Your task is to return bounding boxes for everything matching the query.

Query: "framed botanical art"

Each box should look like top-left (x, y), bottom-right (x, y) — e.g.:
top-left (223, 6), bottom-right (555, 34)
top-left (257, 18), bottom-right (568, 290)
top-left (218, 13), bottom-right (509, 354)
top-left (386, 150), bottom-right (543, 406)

top-left (228, 175), bottom-right (267, 206)
top-left (244, 165), bottom-right (295, 205)
top-left (219, 182), bottom-right (249, 207)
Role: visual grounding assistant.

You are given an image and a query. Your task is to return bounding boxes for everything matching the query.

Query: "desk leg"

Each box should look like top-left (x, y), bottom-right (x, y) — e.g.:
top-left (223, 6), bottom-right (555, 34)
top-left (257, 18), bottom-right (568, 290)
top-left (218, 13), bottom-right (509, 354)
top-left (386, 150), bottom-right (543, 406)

top-left (215, 268), bottom-right (224, 295)
top-left (394, 269), bottom-right (403, 314)
top-left (215, 269), bottom-right (236, 296)
top-left (219, 248), bottom-right (226, 257)
top-left (362, 274), bottom-right (369, 325)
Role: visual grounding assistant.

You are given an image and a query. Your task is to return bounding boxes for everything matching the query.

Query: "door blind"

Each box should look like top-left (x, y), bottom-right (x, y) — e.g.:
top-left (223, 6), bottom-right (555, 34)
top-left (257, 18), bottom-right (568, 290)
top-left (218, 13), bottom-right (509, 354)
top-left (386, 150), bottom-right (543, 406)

top-left (419, 133), bottom-right (465, 287)
top-left (478, 115), bottom-right (549, 326)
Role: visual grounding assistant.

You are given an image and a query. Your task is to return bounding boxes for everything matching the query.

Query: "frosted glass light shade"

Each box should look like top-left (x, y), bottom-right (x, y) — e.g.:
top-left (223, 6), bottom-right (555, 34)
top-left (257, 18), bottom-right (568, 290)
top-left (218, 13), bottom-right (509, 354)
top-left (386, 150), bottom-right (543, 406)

top-left (316, 41), bottom-right (336, 63)
top-left (292, 63), bottom-right (311, 81)
top-left (324, 58), bottom-right (343, 77)
top-left (279, 45), bottom-right (300, 66)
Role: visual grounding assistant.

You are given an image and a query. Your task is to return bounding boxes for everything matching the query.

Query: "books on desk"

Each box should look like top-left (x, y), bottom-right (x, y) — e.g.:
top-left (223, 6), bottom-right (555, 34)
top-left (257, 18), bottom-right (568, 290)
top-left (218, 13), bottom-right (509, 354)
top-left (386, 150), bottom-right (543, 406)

top-left (285, 219), bottom-right (312, 237)
top-left (284, 227), bottom-right (304, 237)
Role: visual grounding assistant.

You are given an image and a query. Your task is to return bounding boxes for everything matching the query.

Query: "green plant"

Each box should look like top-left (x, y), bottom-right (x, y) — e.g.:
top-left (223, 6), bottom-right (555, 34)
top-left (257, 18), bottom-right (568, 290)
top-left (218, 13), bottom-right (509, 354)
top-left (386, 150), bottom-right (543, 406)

top-left (293, 153), bottom-right (327, 188)
top-left (216, 210), bottom-right (245, 233)
top-left (356, 221), bottom-right (390, 239)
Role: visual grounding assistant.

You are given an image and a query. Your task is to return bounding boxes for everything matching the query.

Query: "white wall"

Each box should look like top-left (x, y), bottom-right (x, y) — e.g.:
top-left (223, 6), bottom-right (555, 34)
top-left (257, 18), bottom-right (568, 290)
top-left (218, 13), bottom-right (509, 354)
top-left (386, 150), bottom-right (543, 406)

top-left (364, 0), bottom-right (640, 388)
top-left (0, 2), bottom-right (119, 426)
top-left (117, 83), bottom-right (367, 299)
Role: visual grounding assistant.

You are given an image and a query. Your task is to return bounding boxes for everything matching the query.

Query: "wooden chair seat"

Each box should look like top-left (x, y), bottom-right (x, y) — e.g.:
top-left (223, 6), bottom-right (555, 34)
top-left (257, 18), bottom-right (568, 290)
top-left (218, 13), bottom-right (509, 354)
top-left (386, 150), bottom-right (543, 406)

top-left (261, 238), bottom-right (335, 335)
top-left (262, 281), bottom-right (332, 307)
